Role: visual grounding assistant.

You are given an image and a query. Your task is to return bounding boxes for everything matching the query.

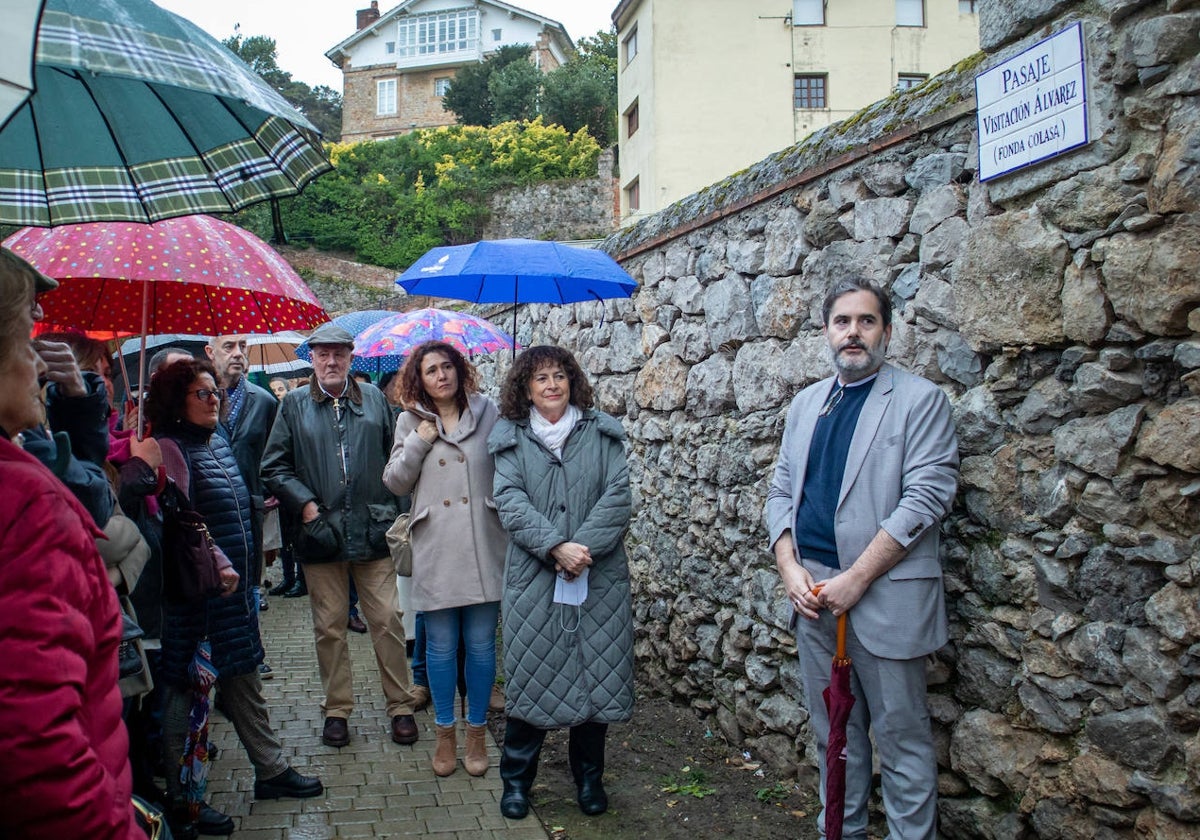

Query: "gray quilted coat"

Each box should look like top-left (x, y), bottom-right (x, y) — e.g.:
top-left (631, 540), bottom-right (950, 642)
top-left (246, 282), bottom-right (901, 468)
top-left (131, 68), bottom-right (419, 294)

top-left (488, 409), bottom-right (635, 728)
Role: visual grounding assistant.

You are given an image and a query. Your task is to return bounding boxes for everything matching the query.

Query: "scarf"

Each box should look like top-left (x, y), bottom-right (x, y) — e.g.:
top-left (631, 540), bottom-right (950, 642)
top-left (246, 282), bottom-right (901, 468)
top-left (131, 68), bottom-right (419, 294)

top-left (529, 403), bottom-right (580, 457)
top-left (225, 375), bottom-right (247, 428)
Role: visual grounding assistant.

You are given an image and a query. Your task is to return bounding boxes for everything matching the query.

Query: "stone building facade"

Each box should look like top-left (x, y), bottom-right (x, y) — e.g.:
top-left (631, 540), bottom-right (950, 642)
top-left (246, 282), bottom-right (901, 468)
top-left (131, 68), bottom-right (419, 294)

top-left (467, 0), bottom-right (1200, 836)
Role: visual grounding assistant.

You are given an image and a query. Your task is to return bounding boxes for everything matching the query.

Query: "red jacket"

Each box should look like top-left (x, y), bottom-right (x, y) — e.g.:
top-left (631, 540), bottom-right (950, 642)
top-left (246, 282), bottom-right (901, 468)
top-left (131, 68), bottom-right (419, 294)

top-left (0, 439), bottom-right (140, 839)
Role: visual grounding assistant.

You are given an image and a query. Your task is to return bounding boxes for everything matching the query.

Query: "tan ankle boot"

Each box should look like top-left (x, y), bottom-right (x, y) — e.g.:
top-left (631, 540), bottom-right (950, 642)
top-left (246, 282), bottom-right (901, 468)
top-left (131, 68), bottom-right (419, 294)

top-left (433, 724), bottom-right (457, 776)
top-left (464, 723), bottom-right (489, 776)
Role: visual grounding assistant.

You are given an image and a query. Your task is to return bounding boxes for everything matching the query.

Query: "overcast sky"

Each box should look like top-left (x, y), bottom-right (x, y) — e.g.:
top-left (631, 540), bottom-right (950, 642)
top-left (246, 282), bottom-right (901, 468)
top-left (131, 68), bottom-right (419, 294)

top-left (155, 0), bottom-right (618, 91)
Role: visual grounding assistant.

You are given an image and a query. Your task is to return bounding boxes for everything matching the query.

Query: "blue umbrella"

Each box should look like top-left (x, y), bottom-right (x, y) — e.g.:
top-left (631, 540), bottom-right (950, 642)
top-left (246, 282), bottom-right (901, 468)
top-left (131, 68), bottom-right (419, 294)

top-left (395, 239), bottom-right (637, 356)
top-left (295, 309), bottom-right (398, 375)
top-left (396, 239), bottom-right (637, 304)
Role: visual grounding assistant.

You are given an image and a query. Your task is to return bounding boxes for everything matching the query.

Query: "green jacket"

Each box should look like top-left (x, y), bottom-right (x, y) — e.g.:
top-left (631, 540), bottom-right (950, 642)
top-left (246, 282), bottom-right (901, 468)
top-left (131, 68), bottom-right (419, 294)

top-left (261, 378), bottom-right (399, 562)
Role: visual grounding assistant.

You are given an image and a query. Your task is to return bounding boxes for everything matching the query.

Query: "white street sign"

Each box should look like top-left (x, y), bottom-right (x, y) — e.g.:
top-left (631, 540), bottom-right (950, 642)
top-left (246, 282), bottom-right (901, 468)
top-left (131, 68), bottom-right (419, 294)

top-left (975, 23), bottom-right (1090, 182)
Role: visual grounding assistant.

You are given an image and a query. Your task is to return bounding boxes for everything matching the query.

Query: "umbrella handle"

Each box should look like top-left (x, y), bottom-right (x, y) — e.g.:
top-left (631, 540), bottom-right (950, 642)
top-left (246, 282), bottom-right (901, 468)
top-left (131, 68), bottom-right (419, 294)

top-left (810, 583), bottom-right (848, 662)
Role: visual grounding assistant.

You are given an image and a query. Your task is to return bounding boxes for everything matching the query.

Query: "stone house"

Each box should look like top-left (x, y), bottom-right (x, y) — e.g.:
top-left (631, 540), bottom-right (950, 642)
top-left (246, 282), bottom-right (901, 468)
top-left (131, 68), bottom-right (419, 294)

top-left (326, 0), bottom-right (574, 143)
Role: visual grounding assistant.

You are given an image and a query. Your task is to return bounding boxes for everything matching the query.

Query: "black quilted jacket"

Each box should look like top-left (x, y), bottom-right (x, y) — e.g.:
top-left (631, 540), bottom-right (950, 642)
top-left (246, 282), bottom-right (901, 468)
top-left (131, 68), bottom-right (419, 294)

top-left (488, 409), bottom-right (635, 727)
top-left (156, 421), bottom-right (263, 687)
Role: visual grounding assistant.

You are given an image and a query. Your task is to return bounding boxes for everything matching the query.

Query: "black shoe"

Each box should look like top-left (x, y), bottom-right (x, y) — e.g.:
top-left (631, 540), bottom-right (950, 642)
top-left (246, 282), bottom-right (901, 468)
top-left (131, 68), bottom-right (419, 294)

top-left (283, 581), bottom-right (307, 598)
top-left (322, 716), bottom-right (350, 747)
top-left (254, 767), bottom-right (324, 800)
top-left (166, 805), bottom-right (199, 840)
top-left (196, 802), bottom-right (235, 836)
top-left (348, 614), bottom-right (367, 634)
top-left (500, 784), bottom-right (530, 819)
top-left (577, 779), bottom-right (608, 815)
top-left (259, 663), bottom-right (274, 680)
top-left (268, 580), bottom-right (293, 597)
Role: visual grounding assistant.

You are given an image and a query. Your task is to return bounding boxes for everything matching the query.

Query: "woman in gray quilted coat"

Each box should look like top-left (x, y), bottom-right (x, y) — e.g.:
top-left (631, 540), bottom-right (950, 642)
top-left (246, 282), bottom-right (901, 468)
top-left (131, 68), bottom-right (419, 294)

top-left (487, 345), bottom-right (634, 820)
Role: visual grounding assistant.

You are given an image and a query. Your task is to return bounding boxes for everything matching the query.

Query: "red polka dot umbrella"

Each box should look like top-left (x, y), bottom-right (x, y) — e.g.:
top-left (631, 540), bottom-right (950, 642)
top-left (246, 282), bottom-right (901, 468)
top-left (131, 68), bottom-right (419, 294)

top-left (3, 215), bottom-right (328, 337)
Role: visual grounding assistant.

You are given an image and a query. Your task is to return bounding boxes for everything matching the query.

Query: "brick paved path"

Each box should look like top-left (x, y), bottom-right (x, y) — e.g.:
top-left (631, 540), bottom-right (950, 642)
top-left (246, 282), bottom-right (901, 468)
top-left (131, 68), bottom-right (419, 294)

top-left (204, 594), bottom-right (550, 840)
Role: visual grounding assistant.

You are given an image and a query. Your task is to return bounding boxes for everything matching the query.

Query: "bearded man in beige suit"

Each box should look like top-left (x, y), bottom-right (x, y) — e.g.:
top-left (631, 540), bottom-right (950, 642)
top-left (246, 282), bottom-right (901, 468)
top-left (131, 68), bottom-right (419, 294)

top-left (766, 278), bottom-right (959, 840)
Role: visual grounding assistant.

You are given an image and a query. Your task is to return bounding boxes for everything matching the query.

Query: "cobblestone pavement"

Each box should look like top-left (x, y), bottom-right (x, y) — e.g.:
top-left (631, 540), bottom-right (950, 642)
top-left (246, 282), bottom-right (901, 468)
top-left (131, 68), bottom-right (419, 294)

top-left (205, 594), bottom-right (550, 840)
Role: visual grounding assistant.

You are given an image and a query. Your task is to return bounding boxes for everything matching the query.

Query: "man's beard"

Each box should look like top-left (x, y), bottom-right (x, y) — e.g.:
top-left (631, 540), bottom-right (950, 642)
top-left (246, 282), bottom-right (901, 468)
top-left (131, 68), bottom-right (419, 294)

top-left (830, 338), bottom-right (886, 378)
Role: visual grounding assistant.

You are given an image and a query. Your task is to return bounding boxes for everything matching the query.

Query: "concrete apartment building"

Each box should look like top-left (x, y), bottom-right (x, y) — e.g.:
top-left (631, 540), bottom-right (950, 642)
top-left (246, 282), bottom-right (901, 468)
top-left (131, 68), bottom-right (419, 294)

top-left (614, 0), bottom-right (981, 222)
top-left (327, 0), bottom-right (574, 143)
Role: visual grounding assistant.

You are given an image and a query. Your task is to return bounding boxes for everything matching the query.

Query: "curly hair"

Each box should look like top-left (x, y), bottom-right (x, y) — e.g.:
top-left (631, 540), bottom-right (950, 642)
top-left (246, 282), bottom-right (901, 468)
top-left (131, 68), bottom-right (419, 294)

top-left (393, 341), bottom-right (479, 413)
top-left (498, 345), bottom-right (594, 420)
top-left (144, 358), bottom-right (219, 428)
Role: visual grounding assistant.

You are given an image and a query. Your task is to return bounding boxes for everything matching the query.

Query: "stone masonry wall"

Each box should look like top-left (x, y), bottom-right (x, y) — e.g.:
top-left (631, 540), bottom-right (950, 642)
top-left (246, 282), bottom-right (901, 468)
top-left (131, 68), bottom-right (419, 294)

top-left (471, 1), bottom-right (1200, 837)
top-left (481, 149), bottom-right (617, 241)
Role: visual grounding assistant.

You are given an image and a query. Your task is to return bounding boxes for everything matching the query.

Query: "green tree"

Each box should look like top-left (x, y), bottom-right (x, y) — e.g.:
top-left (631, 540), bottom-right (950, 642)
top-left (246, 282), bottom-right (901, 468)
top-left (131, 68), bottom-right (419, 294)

top-left (489, 59), bottom-right (541, 123)
top-left (542, 31), bottom-right (618, 148)
top-left (223, 33), bottom-right (343, 140)
top-left (442, 44), bottom-right (533, 126)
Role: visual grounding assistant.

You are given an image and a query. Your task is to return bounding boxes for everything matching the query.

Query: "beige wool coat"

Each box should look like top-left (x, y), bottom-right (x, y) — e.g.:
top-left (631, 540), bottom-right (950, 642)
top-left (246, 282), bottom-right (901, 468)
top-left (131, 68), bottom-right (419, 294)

top-left (382, 393), bottom-right (507, 612)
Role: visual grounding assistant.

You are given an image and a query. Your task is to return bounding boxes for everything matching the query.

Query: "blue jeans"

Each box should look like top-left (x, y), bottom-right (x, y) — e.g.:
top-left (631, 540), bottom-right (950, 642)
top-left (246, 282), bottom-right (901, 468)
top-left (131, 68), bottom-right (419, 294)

top-left (411, 611), bottom-right (428, 688)
top-left (424, 601), bottom-right (499, 727)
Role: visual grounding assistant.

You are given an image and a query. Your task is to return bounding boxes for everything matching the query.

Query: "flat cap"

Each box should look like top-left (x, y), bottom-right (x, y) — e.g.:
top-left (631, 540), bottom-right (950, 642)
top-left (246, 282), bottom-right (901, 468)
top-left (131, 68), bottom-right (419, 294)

top-left (0, 247), bottom-right (58, 292)
top-left (307, 322), bottom-right (355, 348)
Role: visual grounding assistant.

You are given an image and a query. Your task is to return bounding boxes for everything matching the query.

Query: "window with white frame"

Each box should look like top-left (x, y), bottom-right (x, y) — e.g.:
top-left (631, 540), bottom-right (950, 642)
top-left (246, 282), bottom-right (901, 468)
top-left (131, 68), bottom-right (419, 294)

top-left (385, 41), bottom-right (395, 54)
top-left (376, 78), bottom-right (397, 116)
top-left (492, 28), bottom-right (502, 42)
top-left (623, 27), bottom-right (638, 65)
top-left (434, 77), bottom-right (451, 97)
top-left (792, 0), bottom-right (825, 26)
top-left (794, 74), bottom-right (827, 109)
top-left (396, 10), bottom-right (478, 58)
top-left (896, 0), bottom-right (925, 27)
top-left (896, 73), bottom-right (928, 91)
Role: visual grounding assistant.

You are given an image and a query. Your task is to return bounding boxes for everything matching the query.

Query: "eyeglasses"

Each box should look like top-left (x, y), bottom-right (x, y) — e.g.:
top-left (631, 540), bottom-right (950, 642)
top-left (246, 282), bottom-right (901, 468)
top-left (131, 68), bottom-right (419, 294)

top-left (189, 388), bottom-right (226, 402)
top-left (818, 384), bottom-right (845, 417)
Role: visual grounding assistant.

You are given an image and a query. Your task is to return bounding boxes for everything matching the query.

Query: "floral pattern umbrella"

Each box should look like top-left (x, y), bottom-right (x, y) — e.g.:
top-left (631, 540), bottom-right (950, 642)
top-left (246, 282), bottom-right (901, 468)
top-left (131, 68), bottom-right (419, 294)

top-left (0, 0), bottom-right (330, 227)
top-left (3, 216), bottom-right (328, 335)
top-left (295, 309), bottom-right (398, 375)
top-left (354, 308), bottom-right (515, 365)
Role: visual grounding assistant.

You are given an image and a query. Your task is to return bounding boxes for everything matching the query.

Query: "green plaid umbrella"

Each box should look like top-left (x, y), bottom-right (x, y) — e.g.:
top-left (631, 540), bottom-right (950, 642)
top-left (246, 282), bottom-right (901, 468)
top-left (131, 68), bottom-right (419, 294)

top-left (0, 0), bottom-right (331, 227)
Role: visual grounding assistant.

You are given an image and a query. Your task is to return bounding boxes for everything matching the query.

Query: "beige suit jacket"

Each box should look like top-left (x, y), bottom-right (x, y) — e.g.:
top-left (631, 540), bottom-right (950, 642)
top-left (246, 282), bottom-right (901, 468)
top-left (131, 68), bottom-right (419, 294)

top-left (766, 363), bottom-right (959, 659)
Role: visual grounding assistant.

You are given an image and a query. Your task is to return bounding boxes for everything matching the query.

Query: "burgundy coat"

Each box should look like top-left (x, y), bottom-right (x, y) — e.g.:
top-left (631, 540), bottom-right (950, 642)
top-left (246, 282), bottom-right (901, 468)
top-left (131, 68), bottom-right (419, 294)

top-left (0, 439), bottom-right (141, 839)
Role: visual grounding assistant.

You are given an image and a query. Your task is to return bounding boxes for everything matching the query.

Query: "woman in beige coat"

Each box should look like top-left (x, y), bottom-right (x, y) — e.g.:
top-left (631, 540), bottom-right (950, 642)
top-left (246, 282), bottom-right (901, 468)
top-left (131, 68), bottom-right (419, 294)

top-left (383, 341), bottom-right (506, 777)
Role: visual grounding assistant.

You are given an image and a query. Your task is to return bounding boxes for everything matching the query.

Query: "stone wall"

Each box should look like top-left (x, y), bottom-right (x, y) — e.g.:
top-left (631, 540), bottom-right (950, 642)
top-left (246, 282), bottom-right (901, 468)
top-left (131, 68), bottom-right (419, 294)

top-left (481, 149), bottom-right (617, 241)
top-left (471, 1), bottom-right (1200, 837)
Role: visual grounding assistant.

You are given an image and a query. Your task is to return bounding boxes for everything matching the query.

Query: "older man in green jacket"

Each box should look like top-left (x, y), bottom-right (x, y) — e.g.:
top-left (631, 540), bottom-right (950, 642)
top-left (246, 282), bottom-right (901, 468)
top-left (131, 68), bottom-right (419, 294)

top-left (261, 323), bottom-right (418, 749)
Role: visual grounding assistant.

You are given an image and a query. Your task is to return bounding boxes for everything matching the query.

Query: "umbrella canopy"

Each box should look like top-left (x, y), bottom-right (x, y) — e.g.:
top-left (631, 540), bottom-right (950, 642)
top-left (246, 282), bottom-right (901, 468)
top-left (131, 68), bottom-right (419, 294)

top-left (116, 331), bottom-right (311, 376)
top-left (0, 0), bottom-right (331, 227)
top-left (4, 216), bottom-right (329, 335)
top-left (0, 0), bottom-right (45, 130)
top-left (246, 331), bottom-right (310, 376)
top-left (295, 309), bottom-right (398, 375)
top-left (354, 308), bottom-right (515, 365)
top-left (395, 239), bottom-right (637, 304)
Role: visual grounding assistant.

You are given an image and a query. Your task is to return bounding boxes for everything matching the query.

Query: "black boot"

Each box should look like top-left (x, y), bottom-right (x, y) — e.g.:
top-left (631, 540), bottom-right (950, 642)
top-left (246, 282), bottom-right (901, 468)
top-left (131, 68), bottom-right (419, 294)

top-left (499, 717), bottom-right (546, 819)
top-left (569, 721), bottom-right (609, 815)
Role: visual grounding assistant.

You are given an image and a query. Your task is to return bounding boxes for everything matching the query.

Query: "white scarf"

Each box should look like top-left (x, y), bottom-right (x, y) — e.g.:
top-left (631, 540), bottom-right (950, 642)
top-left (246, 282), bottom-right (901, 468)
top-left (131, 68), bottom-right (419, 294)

top-left (529, 403), bottom-right (580, 457)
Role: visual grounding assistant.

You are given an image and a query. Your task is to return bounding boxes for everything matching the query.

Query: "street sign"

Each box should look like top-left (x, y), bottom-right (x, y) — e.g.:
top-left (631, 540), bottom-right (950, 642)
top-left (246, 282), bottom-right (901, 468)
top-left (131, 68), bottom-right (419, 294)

top-left (975, 22), bottom-right (1089, 182)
